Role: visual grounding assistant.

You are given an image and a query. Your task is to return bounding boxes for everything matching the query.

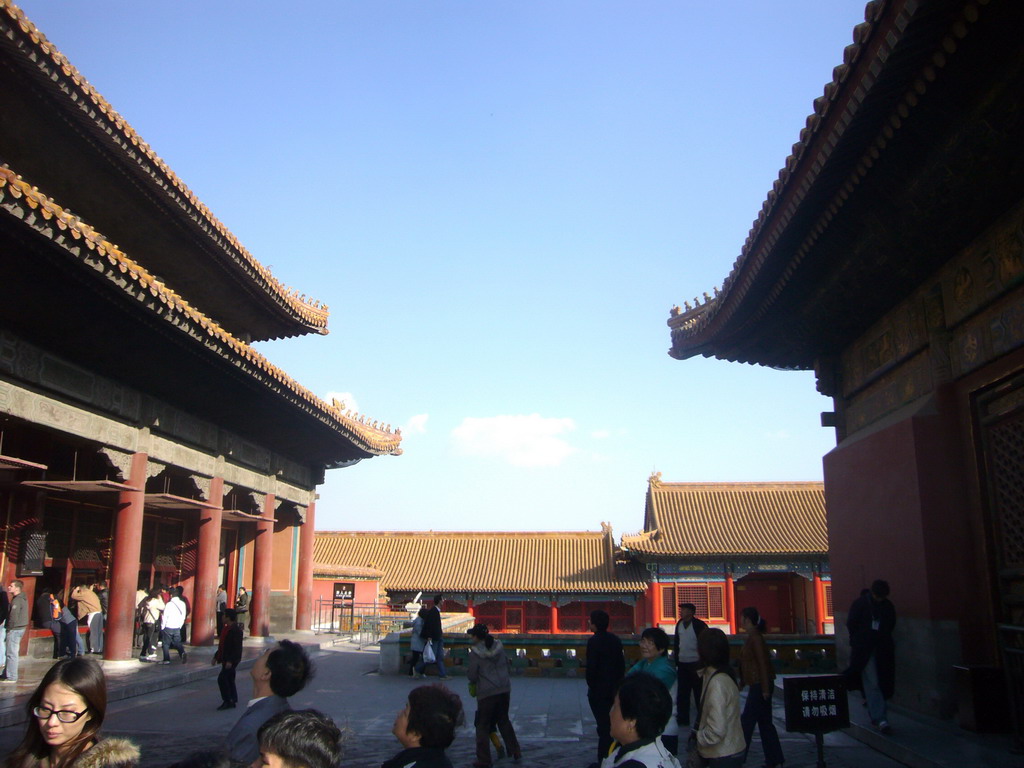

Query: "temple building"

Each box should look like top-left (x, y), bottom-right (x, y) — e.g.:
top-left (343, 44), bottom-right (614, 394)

top-left (315, 478), bottom-right (831, 637)
top-left (621, 475), bottom-right (830, 636)
top-left (0, 2), bottom-right (401, 659)
top-left (314, 528), bottom-right (648, 633)
top-left (665, 0), bottom-right (1024, 725)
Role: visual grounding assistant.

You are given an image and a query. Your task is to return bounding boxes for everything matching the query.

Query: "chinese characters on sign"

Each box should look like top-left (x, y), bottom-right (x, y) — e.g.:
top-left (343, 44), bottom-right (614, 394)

top-left (783, 675), bottom-right (850, 733)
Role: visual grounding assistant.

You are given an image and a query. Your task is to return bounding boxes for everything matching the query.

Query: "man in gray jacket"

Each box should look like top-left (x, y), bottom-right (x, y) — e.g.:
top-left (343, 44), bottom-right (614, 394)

top-left (3, 580), bottom-right (28, 683)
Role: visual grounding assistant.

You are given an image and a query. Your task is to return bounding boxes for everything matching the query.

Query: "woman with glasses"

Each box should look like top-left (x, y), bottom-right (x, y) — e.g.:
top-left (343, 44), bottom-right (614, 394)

top-left (4, 657), bottom-right (139, 767)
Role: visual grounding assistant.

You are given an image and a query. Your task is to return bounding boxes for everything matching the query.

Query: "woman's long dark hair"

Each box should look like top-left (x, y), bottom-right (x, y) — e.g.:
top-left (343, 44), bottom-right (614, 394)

top-left (742, 606), bottom-right (767, 633)
top-left (5, 657), bottom-right (107, 768)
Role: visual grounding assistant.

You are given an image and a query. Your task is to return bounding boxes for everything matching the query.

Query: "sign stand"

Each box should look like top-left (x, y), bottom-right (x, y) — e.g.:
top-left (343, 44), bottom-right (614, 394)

top-left (783, 674), bottom-right (850, 768)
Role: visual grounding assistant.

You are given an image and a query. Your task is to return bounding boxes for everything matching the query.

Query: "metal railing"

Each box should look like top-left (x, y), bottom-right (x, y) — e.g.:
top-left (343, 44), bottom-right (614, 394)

top-left (313, 599), bottom-right (408, 648)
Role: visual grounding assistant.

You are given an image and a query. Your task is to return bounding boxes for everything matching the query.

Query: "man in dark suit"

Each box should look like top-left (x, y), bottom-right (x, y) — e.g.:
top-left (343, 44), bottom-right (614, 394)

top-left (225, 639), bottom-right (313, 765)
top-left (414, 593), bottom-right (447, 679)
top-left (585, 608), bottom-right (624, 766)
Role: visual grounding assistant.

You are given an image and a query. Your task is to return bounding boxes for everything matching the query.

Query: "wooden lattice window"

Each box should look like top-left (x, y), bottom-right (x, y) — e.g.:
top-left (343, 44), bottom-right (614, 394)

top-left (475, 601), bottom-right (504, 631)
top-left (661, 583), bottom-right (726, 621)
top-left (824, 583), bottom-right (834, 618)
top-left (525, 600), bottom-right (551, 632)
top-left (558, 600), bottom-right (634, 633)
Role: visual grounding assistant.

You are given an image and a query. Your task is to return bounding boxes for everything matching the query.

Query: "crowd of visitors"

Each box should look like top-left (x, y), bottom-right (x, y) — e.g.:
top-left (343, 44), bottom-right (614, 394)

top-left (0, 584), bottom-right (895, 768)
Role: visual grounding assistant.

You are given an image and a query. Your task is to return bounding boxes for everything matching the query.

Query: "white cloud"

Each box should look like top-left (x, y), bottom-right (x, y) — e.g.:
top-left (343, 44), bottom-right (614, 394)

top-left (452, 414), bottom-right (577, 467)
top-left (591, 429), bottom-right (611, 439)
top-left (325, 391), bottom-right (359, 415)
top-left (404, 414), bottom-right (429, 434)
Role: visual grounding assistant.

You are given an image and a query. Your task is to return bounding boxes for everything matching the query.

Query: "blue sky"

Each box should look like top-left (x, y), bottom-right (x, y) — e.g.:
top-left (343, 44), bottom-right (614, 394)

top-left (17, 1), bottom-right (861, 535)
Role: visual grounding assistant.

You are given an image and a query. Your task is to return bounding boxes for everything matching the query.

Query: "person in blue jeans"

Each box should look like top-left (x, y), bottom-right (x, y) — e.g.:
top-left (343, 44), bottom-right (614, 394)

top-left (414, 594), bottom-right (447, 679)
top-left (4, 580), bottom-right (28, 683)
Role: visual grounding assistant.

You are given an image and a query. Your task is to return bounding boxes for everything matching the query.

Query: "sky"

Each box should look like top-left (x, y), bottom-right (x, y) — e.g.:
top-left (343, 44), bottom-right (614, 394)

top-left (15, 1), bottom-right (864, 536)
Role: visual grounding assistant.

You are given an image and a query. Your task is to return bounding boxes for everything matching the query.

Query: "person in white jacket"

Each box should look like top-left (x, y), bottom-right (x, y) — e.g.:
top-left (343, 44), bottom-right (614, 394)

top-left (160, 586), bottom-right (188, 664)
top-left (604, 673), bottom-right (680, 768)
top-left (692, 628), bottom-right (745, 767)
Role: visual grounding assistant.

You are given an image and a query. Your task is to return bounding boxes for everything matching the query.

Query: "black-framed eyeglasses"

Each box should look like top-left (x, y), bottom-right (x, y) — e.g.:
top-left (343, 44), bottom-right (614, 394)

top-left (33, 705), bottom-right (88, 723)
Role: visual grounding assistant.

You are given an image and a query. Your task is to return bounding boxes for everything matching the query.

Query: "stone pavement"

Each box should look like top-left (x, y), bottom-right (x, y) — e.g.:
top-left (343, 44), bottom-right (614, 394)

top-left (0, 641), bottom-right (1016, 768)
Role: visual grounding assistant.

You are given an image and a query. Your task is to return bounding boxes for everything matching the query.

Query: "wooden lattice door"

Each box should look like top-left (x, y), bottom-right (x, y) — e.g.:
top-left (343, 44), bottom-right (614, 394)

top-left (976, 373), bottom-right (1024, 747)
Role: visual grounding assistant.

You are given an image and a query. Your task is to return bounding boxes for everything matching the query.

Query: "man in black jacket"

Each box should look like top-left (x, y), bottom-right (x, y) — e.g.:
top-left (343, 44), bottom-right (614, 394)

top-left (585, 609), bottom-right (624, 766)
top-left (414, 594), bottom-right (447, 679)
top-left (672, 601), bottom-right (708, 727)
top-left (844, 580), bottom-right (896, 733)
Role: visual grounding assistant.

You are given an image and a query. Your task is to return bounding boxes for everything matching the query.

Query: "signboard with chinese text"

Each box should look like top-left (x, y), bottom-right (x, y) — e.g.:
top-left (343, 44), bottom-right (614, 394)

top-left (783, 674), bottom-right (849, 733)
top-left (333, 582), bottom-right (355, 601)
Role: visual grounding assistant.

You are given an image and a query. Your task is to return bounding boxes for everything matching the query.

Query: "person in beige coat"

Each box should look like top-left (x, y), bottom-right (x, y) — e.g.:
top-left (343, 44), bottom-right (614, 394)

top-left (692, 628), bottom-right (744, 767)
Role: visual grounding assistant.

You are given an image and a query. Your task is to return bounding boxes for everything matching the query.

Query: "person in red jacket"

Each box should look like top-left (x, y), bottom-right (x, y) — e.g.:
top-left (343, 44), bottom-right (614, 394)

top-left (213, 608), bottom-right (244, 710)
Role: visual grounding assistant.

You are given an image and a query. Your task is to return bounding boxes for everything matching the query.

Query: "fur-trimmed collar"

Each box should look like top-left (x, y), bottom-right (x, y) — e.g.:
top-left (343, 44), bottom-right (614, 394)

top-left (71, 738), bottom-right (140, 768)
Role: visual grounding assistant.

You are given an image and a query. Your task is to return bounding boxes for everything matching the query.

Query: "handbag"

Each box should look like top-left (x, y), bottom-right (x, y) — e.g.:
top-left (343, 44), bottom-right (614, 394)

top-left (685, 731), bottom-right (707, 768)
top-left (422, 641), bottom-right (436, 664)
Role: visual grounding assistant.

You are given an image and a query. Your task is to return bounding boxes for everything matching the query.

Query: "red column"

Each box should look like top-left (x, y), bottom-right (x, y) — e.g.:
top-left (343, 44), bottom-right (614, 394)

top-left (725, 573), bottom-right (736, 634)
top-left (647, 584), bottom-right (658, 627)
top-left (106, 452), bottom-right (147, 660)
top-left (550, 600), bottom-right (558, 633)
top-left (251, 493), bottom-right (275, 637)
top-left (467, 596), bottom-right (475, 617)
top-left (192, 477), bottom-right (224, 646)
top-left (813, 572), bottom-right (826, 635)
top-left (295, 500), bottom-right (315, 631)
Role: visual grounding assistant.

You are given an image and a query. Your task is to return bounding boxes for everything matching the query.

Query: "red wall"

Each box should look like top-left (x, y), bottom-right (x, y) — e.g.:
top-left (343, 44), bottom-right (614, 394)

top-left (823, 388), bottom-right (992, 660)
top-left (311, 578), bottom-right (380, 605)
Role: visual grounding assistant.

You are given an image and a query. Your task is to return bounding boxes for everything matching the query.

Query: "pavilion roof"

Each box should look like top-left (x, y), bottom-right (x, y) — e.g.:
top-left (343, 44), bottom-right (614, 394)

top-left (665, 0), bottom-right (1024, 368)
top-left (0, 166), bottom-right (402, 462)
top-left (0, 2), bottom-right (328, 342)
top-left (620, 474), bottom-right (827, 557)
top-left (314, 529), bottom-right (648, 594)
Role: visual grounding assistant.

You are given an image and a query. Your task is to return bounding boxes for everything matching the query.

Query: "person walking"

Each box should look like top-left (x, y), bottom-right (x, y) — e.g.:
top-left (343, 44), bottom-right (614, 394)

top-left (53, 593), bottom-right (79, 660)
top-left (160, 586), bottom-right (188, 664)
top-left (0, 582), bottom-right (9, 677)
top-left (672, 601), bottom-right (707, 730)
top-left (213, 608), bottom-right (243, 710)
top-left (739, 607), bottom-right (783, 768)
top-left (215, 585), bottom-right (227, 637)
top-left (138, 588), bottom-right (164, 661)
top-left (235, 587), bottom-right (250, 638)
top-left (70, 584), bottom-right (103, 655)
top-left (2, 580), bottom-right (28, 684)
top-left (414, 595), bottom-right (447, 679)
top-left (408, 607), bottom-right (427, 677)
top-left (844, 579), bottom-right (896, 733)
top-left (467, 624), bottom-right (521, 767)
top-left (689, 628), bottom-right (744, 768)
top-left (586, 609), bottom-right (625, 767)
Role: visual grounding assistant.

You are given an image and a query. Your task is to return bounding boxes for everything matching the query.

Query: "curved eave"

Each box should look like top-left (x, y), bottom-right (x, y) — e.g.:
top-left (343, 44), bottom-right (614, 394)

top-left (0, 166), bottom-right (402, 461)
top-left (668, 0), bottom-right (1023, 369)
top-left (0, 1), bottom-right (328, 341)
